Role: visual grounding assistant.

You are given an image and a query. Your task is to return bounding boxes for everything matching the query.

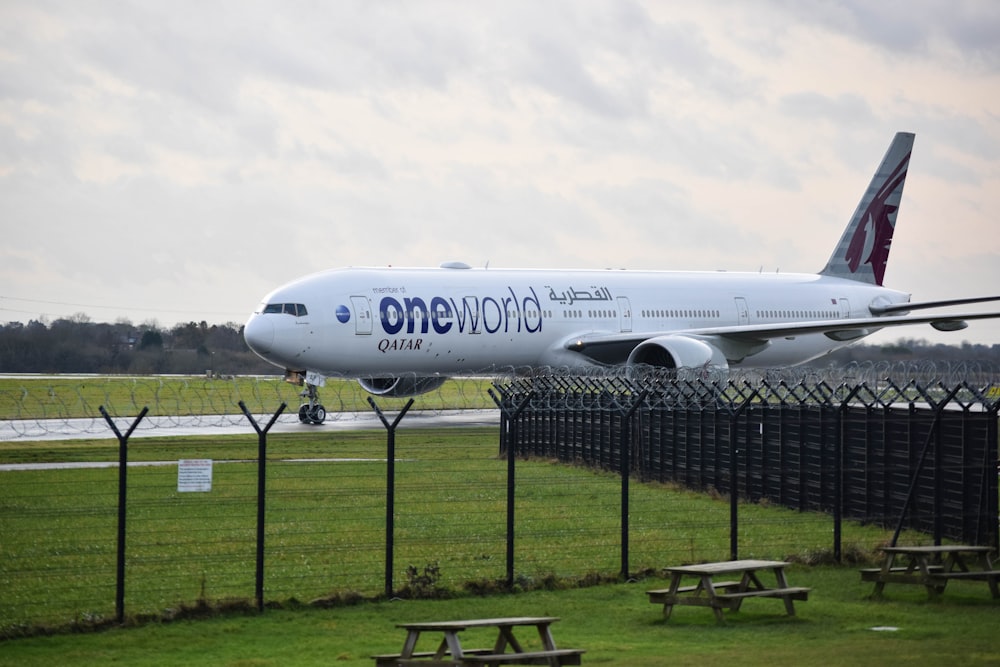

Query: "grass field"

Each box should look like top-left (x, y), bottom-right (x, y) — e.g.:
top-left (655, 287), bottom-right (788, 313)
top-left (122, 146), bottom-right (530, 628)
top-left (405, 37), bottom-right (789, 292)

top-left (0, 375), bottom-right (496, 420)
top-left (2, 414), bottom-right (998, 665)
top-left (1, 566), bottom-right (999, 666)
top-left (4, 427), bottom-right (928, 633)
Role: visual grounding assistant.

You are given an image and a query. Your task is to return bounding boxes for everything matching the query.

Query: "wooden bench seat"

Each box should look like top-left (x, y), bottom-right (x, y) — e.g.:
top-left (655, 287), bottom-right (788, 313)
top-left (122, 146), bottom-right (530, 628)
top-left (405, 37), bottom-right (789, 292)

top-left (646, 580), bottom-right (741, 601)
top-left (373, 648), bottom-right (492, 666)
top-left (374, 657), bottom-right (461, 667)
top-left (929, 570), bottom-right (1000, 597)
top-left (714, 586), bottom-right (811, 601)
top-left (929, 570), bottom-right (1000, 580)
top-left (713, 586), bottom-right (811, 616)
top-left (859, 565), bottom-right (944, 583)
top-left (462, 648), bottom-right (585, 666)
top-left (373, 651), bottom-right (439, 667)
top-left (859, 565), bottom-right (943, 575)
top-left (649, 583), bottom-right (810, 619)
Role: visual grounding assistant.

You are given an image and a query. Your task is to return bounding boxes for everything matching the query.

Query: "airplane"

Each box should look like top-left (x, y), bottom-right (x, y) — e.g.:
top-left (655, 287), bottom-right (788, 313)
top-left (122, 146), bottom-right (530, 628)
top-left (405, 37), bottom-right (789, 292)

top-left (244, 132), bottom-right (1000, 424)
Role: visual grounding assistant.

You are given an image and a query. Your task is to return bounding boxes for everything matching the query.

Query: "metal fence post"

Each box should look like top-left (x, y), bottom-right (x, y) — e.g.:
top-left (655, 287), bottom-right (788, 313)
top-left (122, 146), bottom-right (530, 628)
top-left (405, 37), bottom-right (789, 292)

top-left (100, 405), bottom-right (148, 624)
top-left (239, 400), bottom-right (286, 612)
top-left (726, 393), bottom-right (756, 561)
top-left (834, 384), bottom-right (862, 562)
top-left (488, 389), bottom-right (533, 588)
top-left (367, 397), bottom-right (414, 598)
top-left (616, 391), bottom-right (646, 580)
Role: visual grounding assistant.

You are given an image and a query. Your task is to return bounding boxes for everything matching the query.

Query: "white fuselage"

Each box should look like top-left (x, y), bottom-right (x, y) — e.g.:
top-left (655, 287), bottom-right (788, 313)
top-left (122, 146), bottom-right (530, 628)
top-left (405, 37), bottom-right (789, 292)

top-left (243, 265), bottom-right (910, 377)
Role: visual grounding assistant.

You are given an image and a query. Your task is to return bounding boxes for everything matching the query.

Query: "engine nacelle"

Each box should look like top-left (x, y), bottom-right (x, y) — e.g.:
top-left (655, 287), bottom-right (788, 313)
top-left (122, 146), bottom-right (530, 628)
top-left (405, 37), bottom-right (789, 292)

top-left (358, 375), bottom-right (449, 397)
top-left (626, 335), bottom-right (729, 371)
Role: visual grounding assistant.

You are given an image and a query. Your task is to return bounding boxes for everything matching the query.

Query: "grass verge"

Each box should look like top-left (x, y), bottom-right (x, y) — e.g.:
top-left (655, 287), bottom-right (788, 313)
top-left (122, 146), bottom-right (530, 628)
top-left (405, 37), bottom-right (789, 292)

top-left (2, 427), bottom-right (997, 665)
top-left (1, 565), bottom-right (998, 666)
top-left (0, 376), bottom-right (494, 420)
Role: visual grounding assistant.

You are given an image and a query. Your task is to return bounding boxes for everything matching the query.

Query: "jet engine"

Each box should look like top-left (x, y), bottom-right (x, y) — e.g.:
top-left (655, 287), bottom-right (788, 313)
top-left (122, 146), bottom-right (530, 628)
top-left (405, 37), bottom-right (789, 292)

top-left (626, 335), bottom-right (729, 371)
top-left (358, 375), bottom-right (449, 397)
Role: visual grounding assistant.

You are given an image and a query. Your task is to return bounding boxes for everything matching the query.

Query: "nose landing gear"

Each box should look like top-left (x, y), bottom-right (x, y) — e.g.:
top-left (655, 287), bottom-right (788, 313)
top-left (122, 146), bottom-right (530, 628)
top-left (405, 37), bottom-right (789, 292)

top-left (298, 382), bottom-right (326, 425)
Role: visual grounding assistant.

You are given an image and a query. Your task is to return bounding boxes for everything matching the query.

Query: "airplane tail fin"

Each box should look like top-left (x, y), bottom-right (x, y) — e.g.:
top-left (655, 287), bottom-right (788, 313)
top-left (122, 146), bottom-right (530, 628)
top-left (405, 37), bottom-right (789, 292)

top-left (819, 132), bottom-right (914, 286)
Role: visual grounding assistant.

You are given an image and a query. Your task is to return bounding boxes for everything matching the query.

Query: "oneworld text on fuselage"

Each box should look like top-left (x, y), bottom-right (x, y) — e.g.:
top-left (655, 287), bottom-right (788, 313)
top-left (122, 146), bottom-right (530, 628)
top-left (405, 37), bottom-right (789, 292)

top-left (376, 286), bottom-right (543, 336)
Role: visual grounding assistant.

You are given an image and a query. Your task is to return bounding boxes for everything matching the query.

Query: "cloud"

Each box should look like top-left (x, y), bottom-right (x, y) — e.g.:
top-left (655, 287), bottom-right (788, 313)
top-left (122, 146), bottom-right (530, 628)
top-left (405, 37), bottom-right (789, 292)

top-left (773, 0), bottom-right (1000, 67)
top-left (778, 92), bottom-right (875, 126)
top-left (0, 0), bottom-right (997, 346)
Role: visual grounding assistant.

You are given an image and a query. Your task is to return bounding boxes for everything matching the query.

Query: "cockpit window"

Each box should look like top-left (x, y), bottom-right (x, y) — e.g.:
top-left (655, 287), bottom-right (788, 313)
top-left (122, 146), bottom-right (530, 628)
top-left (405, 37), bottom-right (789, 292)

top-left (261, 303), bottom-right (308, 316)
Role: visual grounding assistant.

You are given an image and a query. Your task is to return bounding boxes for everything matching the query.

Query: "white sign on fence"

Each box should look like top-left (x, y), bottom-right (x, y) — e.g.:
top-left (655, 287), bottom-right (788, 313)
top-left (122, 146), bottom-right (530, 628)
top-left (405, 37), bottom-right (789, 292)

top-left (178, 459), bottom-right (213, 492)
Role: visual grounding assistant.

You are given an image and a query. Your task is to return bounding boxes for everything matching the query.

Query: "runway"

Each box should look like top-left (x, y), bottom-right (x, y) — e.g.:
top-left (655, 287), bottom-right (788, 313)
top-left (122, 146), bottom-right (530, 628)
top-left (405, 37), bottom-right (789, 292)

top-left (0, 409), bottom-right (501, 442)
top-left (0, 457), bottom-right (399, 472)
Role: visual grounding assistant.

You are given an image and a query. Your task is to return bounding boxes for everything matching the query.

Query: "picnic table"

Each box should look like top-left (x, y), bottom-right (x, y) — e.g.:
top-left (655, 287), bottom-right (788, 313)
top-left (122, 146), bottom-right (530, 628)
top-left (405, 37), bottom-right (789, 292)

top-left (646, 559), bottom-right (810, 622)
top-left (861, 545), bottom-right (1000, 599)
top-left (373, 616), bottom-right (585, 666)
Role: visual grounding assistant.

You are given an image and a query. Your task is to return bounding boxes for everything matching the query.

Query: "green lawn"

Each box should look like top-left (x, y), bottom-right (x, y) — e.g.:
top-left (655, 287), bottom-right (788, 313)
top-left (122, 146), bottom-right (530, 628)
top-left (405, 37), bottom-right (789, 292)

top-left (1, 566), bottom-right (998, 666)
top-left (2, 427), bottom-right (997, 665)
top-left (2, 428), bottom-right (937, 632)
top-left (0, 376), bottom-right (495, 420)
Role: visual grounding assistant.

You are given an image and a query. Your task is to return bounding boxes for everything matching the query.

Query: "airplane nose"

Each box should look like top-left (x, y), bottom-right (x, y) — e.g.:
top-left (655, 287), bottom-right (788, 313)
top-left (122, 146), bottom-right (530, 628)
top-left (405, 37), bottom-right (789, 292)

top-left (244, 316), bottom-right (275, 355)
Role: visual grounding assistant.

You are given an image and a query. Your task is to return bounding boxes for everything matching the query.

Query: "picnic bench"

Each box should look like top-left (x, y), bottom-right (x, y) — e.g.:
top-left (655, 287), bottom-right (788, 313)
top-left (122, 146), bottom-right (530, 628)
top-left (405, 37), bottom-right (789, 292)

top-left (373, 616), bottom-right (584, 666)
top-left (861, 545), bottom-right (1000, 599)
top-left (647, 559), bottom-right (810, 622)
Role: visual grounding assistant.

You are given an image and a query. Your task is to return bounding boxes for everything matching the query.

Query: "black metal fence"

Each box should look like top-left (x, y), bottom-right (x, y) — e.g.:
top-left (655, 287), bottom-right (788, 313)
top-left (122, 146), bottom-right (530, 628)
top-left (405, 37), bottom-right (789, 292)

top-left (494, 367), bottom-right (1000, 551)
top-left (2, 365), bottom-right (998, 633)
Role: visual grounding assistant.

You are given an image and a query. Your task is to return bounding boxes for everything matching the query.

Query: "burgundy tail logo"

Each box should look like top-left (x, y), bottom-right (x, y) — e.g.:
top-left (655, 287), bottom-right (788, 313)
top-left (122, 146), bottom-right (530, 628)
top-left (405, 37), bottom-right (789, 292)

top-left (844, 153), bottom-right (910, 286)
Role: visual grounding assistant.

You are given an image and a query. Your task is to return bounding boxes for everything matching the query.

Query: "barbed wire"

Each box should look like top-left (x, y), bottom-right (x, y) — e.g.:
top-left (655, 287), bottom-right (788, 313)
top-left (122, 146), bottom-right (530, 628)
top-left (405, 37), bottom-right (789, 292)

top-left (1, 362), bottom-right (998, 440)
top-left (493, 362), bottom-right (1000, 412)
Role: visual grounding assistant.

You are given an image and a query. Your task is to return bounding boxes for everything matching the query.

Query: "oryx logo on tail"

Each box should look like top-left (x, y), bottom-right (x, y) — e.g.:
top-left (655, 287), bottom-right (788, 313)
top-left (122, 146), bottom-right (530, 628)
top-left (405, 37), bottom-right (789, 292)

top-left (820, 131), bottom-right (914, 286)
top-left (844, 153), bottom-right (908, 286)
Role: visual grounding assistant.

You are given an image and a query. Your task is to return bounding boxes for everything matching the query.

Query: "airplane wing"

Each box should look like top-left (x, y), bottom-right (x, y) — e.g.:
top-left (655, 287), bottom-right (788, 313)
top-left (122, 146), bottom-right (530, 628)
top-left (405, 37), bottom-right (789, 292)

top-left (565, 309), bottom-right (1000, 364)
top-left (868, 295), bottom-right (1000, 315)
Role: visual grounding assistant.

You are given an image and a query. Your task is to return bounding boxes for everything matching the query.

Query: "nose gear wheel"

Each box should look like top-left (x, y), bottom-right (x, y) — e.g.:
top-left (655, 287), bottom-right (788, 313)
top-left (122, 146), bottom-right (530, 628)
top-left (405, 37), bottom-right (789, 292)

top-left (297, 382), bottom-right (326, 425)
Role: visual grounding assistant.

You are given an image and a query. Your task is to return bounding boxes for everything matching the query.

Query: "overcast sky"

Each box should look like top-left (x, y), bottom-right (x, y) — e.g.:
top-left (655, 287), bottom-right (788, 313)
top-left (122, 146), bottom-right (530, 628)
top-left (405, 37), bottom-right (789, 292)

top-left (2, 0), bottom-right (998, 346)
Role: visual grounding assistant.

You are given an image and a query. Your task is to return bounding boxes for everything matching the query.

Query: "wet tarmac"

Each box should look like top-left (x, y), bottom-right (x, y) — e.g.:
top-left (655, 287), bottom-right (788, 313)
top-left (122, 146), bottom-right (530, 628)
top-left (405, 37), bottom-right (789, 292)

top-left (0, 409), bottom-right (500, 442)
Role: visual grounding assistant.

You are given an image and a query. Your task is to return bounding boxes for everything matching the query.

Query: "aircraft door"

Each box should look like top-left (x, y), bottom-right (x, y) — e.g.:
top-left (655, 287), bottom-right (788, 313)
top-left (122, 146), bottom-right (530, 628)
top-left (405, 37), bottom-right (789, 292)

top-left (350, 296), bottom-right (373, 335)
top-left (463, 296), bottom-right (481, 334)
top-left (617, 296), bottom-right (632, 333)
top-left (734, 297), bottom-right (749, 326)
top-left (839, 298), bottom-right (851, 319)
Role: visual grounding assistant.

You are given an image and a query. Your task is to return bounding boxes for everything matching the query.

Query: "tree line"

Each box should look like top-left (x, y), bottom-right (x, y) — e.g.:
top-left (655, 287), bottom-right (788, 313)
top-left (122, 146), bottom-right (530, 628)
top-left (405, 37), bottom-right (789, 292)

top-left (0, 314), bottom-right (997, 375)
top-left (0, 315), bottom-right (276, 375)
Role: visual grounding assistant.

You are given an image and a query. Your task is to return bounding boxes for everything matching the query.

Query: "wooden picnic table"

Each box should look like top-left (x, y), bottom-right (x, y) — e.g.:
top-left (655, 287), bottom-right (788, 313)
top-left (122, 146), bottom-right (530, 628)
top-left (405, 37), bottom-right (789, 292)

top-left (861, 545), bottom-right (1000, 599)
top-left (647, 559), bottom-right (810, 622)
top-left (372, 616), bottom-right (585, 666)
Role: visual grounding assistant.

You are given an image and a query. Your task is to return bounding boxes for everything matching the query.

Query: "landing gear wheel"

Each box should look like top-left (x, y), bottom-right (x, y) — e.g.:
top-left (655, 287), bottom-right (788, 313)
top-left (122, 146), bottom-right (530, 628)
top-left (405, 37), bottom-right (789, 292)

top-left (297, 381), bottom-right (326, 425)
top-left (308, 404), bottom-right (326, 425)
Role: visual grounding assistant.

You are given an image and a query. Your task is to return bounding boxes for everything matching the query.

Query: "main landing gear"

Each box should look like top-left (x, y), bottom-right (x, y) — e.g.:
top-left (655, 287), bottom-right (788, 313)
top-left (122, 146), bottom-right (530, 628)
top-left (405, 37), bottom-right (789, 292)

top-left (298, 382), bottom-right (326, 425)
